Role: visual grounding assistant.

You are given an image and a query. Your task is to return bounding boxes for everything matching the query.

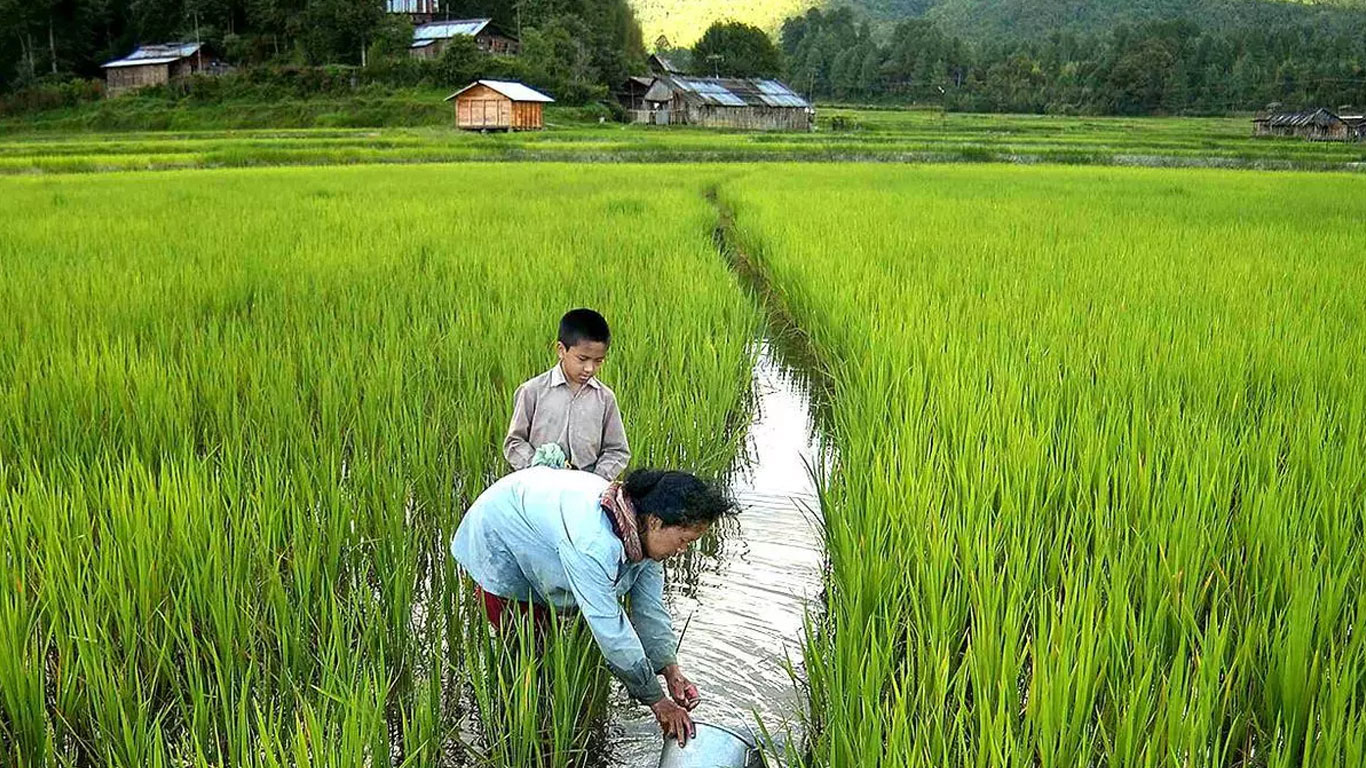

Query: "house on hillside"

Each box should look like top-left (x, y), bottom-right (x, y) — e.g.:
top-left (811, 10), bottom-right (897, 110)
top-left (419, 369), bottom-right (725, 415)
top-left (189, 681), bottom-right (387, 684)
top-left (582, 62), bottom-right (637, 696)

top-left (1253, 108), bottom-right (1356, 141)
top-left (410, 19), bottom-right (519, 59)
top-left (388, 0), bottom-right (440, 24)
top-left (445, 80), bottom-right (553, 131)
top-left (101, 43), bottom-right (225, 97)
top-left (639, 75), bottom-right (813, 131)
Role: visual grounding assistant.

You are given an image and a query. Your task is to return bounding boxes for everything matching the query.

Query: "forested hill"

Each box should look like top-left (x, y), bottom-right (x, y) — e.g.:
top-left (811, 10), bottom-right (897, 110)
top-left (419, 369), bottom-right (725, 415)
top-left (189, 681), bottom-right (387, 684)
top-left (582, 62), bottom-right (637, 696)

top-left (844, 0), bottom-right (1366, 39)
top-left (631, 0), bottom-right (1366, 46)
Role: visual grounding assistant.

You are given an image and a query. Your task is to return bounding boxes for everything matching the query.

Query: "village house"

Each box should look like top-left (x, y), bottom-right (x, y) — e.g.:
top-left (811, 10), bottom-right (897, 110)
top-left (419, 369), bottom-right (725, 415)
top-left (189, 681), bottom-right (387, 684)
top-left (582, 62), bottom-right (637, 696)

top-left (1253, 108), bottom-right (1358, 141)
top-left (445, 80), bottom-right (553, 131)
top-left (409, 19), bottom-right (519, 58)
top-left (620, 51), bottom-right (813, 131)
top-left (637, 75), bottom-right (813, 131)
top-left (101, 43), bottom-right (220, 97)
top-left (387, 0), bottom-right (440, 24)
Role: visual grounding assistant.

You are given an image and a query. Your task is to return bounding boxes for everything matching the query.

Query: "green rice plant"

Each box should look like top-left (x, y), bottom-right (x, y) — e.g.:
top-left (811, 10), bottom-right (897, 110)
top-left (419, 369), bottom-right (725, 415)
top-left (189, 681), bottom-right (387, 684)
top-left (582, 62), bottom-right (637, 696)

top-left (721, 163), bottom-right (1366, 767)
top-left (0, 163), bottom-right (758, 766)
top-left (462, 601), bottom-right (612, 767)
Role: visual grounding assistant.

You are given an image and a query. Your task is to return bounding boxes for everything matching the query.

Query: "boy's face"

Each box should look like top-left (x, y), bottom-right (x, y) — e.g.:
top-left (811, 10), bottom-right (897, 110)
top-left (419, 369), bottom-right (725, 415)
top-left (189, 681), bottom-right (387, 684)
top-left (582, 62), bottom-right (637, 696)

top-left (556, 340), bottom-right (608, 387)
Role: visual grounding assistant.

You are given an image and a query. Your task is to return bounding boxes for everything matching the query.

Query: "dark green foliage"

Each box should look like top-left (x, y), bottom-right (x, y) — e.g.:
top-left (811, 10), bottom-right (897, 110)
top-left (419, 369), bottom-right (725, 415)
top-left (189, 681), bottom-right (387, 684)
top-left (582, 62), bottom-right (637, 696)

top-left (782, 5), bottom-right (1366, 115)
top-left (0, 0), bottom-right (643, 101)
top-left (692, 20), bottom-right (783, 79)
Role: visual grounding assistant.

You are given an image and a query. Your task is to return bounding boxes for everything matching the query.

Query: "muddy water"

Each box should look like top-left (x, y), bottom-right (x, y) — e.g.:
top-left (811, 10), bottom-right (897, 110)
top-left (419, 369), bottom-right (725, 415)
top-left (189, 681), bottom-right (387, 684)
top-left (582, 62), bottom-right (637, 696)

top-left (600, 341), bottom-right (827, 766)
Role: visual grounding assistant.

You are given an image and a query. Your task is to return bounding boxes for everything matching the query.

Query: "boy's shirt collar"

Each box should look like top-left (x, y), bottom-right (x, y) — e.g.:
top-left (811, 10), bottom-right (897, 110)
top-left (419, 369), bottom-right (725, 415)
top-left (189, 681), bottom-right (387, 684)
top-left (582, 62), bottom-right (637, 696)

top-left (548, 363), bottom-right (601, 390)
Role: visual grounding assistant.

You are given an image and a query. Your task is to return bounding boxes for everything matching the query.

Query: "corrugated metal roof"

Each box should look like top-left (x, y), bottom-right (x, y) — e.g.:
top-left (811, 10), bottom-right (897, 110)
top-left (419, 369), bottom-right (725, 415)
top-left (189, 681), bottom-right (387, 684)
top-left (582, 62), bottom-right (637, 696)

top-left (102, 42), bottom-right (201, 68)
top-left (754, 79), bottom-right (809, 108)
top-left (1261, 108), bottom-right (1344, 128)
top-left (413, 19), bottom-right (491, 42)
top-left (650, 53), bottom-right (688, 74)
top-left (652, 76), bottom-right (811, 110)
top-left (674, 78), bottom-right (747, 107)
top-left (445, 80), bottom-right (555, 103)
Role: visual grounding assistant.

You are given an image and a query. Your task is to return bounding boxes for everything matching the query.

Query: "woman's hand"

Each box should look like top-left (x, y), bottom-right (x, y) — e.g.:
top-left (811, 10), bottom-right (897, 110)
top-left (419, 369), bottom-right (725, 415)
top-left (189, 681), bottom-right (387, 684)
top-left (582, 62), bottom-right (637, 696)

top-left (662, 664), bottom-right (701, 711)
top-left (650, 698), bottom-right (696, 746)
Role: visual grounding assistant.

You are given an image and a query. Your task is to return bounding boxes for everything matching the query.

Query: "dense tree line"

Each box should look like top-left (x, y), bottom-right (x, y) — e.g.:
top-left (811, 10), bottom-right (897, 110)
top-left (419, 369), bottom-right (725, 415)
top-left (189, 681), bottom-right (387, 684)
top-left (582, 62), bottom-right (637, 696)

top-left (6, 0), bottom-right (1366, 115)
top-left (846, 0), bottom-right (1366, 42)
top-left (0, 0), bottom-right (644, 97)
top-left (780, 7), bottom-right (1366, 114)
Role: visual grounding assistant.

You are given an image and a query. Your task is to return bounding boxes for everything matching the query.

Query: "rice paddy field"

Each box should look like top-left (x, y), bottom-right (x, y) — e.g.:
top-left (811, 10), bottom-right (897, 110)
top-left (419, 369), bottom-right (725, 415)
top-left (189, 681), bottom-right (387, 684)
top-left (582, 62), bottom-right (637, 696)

top-left (2, 156), bottom-right (1364, 767)
top-left (722, 165), bottom-right (1366, 766)
top-left (2, 109), bottom-right (1366, 174)
top-left (0, 165), bottom-right (757, 766)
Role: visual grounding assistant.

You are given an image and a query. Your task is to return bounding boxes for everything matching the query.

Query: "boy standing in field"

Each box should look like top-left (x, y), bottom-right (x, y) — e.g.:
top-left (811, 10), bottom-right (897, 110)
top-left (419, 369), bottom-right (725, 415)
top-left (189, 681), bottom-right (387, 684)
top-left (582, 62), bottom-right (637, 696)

top-left (503, 308), bottom-right (631, 480)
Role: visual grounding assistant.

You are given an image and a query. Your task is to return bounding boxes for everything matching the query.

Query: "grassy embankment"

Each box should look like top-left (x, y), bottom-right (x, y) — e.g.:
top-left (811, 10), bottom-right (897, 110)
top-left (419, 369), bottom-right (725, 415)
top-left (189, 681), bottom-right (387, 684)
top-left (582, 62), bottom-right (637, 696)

top-left (3, 100), bottom-right (1364, 173)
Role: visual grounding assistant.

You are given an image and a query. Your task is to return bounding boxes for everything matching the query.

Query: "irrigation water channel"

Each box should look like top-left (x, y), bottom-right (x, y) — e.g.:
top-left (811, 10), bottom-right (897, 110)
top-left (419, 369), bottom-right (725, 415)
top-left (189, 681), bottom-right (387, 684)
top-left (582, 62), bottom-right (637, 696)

top-left (597, 336), bottom-right (829, 766)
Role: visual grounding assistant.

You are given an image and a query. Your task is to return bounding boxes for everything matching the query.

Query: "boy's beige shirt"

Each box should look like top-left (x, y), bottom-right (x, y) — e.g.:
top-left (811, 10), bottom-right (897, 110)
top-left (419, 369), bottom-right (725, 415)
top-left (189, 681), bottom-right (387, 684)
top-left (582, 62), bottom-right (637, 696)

top-left (503, 364), bottom-right (631, 480)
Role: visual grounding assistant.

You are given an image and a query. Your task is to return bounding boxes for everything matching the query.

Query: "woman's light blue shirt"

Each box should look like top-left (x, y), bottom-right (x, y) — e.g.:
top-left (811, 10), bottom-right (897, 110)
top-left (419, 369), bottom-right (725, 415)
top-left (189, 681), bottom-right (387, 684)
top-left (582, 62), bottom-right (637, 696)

top-left (450, 467), bottom-right (677, 703)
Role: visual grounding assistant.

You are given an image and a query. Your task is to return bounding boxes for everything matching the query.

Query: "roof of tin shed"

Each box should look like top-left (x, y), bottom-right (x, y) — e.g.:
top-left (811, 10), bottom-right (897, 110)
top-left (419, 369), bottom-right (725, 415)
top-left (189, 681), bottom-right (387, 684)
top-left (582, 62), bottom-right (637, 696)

top-left (413, 19), bottom-right (493, 43)
top-left (648, 76), bottom-right (810, 109)
top-left (102, 42), bottom-right (201, 68)
top-left (1260, 108), bottom-right (1344, 128)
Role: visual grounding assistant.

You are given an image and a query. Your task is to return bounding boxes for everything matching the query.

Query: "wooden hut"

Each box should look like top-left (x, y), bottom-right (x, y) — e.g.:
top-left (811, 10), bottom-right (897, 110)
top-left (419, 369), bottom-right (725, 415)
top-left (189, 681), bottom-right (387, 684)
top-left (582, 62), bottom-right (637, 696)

top-left (101, 43), bottom-right (206, 97)
top-left (445, 80), bottom-right (553, 131)
top-left (409, 19), bottom-right (519, 58)
top-left (1253, 109), bottom-right (1354, 141)
top-left (641, 76), bottom-right (813, 131)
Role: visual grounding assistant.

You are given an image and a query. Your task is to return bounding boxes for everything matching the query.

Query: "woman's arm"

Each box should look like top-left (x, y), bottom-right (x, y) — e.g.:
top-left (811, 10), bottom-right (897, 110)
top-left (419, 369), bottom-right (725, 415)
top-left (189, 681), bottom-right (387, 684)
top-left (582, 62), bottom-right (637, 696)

top-left (626, 561), bottom-right (677, 672)
top-left (558, 545), bottom-right (666, 704)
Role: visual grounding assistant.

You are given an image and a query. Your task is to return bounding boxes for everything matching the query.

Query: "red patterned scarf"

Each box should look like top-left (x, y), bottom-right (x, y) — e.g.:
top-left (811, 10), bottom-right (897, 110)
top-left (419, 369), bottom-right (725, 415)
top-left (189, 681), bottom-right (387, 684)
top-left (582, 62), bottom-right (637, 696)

top-left (600, 482), bottom-right (644, 563)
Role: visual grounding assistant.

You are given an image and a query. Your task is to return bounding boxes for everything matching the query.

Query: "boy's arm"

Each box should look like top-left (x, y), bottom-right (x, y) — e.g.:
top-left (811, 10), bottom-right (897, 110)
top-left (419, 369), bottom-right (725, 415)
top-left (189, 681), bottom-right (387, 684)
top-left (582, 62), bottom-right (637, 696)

top-left (503, 383), bottom-right (537, 471)
top-left (594, 393), bottom-right (631, 480)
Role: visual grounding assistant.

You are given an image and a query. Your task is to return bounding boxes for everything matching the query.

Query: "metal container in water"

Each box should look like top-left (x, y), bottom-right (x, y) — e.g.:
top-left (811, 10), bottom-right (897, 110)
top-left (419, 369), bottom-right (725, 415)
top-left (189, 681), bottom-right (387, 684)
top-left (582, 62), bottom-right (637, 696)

top-left (658, 722), bottom-right (762, 768)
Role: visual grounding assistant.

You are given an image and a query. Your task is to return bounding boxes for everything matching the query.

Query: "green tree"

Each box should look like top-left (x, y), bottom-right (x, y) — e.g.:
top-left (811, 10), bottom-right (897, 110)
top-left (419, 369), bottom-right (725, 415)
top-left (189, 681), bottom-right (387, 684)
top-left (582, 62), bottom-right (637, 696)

top-left (693, 20), bottom-right (782, 78)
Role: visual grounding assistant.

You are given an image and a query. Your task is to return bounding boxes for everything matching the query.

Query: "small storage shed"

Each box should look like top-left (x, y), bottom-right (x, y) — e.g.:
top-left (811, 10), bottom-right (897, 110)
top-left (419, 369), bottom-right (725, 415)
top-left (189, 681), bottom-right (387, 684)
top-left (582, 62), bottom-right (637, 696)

top-left (410, 19), bottom-right (519, 58)
top-left (445, 80), bottom-right (554, 131)
top-left (1253, 109), bottom-right (1354, 141)
top-left (101, 42), bottom-right (204, 97)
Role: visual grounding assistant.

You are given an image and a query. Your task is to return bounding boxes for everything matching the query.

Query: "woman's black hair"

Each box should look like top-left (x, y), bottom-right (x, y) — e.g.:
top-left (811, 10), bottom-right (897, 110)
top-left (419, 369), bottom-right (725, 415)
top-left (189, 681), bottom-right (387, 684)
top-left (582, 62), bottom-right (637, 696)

top-left (623, 469), bottom-right (734, 528)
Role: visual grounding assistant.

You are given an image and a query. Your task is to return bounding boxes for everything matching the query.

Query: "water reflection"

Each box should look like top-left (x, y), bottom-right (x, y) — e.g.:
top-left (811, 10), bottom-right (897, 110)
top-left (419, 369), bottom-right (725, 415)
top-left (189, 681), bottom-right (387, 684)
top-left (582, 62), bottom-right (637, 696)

top-left (601, 342), bottom-right (828, 766)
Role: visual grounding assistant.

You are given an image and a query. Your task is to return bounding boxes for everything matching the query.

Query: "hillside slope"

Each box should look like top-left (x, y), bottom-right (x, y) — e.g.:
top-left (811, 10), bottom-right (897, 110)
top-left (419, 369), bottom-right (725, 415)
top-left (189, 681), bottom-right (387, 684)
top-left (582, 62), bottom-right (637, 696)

top-left (630, 0), bottom-right (1366, 48)
top-left (629, 0), bottom-right (818, 46)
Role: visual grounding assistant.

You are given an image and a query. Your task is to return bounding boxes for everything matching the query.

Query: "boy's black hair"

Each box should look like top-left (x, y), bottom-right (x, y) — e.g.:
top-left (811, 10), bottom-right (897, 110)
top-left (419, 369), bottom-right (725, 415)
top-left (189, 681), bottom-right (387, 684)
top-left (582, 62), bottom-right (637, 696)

top-left (558, 308), bottom-right (611, 349)
top-left (623, 469), bottom-right (735, 529)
